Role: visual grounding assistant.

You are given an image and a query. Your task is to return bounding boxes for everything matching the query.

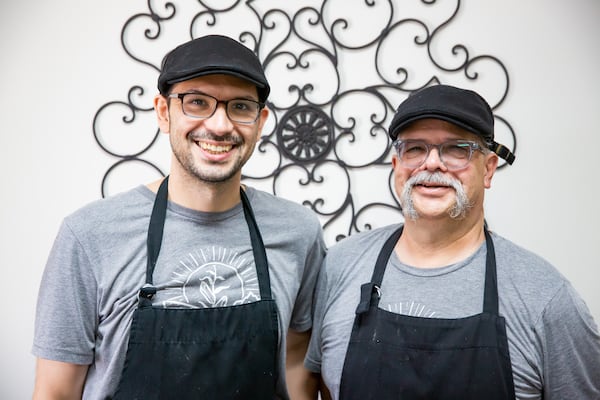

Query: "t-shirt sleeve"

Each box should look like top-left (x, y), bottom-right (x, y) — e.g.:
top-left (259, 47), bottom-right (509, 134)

top-left (304, 253), bottom-right (330, 373)
top-left (289, 226), bottom-right (327, 332)
top-left (536, 282), bottom-right (600, 399)
top-left (32, 220), bottom-right (98, 365)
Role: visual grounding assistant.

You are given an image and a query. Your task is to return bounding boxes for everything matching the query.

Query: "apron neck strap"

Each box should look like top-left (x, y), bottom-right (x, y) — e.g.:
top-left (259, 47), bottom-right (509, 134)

top-left (145, 176), bottom-right (169, 285)
top-left (482, 229), bottom-right (499, 314)
top-left (355, 226), bottom-right (403, 315)
top-left (356, 225), bottom-right (499, 316)
top-left (142, 177), bottom-right (272, 301)
top-left (240, 188), bottom-right (272, 300)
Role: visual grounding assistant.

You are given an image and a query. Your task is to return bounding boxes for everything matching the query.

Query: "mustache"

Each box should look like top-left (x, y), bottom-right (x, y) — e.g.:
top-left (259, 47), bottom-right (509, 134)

top-left (406, 171), bottom-right (462, 188)
top-left (400, 171), bottom-right (471, 220)
top-left (189, 131), bottom-right (242, 144)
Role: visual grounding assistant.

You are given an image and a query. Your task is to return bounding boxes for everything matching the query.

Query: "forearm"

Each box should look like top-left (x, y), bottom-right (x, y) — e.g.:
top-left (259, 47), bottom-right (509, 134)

top-left (317, 374), bottom-right (332, 400)
top-left (33, 358), bottom-right (88, 400)
top-left (286, 330), bottom-right (318, 400)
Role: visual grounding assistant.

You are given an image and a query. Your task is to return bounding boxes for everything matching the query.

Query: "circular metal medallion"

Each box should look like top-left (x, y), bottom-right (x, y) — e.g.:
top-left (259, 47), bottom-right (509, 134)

top-left (276, 105), bottom-right (333, 163)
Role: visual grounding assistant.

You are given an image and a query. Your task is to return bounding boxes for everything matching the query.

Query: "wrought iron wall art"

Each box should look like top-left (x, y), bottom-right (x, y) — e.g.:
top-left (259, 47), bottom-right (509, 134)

top-left (93, 0), bottom-right (517, 245)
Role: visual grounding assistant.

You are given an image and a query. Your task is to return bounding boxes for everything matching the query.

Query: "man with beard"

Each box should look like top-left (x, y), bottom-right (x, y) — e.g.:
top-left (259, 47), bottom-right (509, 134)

top-left (305, 85), bottom-right (600, 399)
top-left (32, 35), bottom-right (326, 400)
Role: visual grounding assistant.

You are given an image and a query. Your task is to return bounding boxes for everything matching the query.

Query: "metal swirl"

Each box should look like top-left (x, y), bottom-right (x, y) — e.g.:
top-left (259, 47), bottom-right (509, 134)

top-left (93, 0), bottom-right (517, 244)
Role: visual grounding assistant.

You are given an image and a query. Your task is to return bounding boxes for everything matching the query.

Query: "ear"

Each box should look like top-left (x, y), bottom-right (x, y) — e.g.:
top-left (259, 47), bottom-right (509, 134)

top-left (254, 106), bottom-right (270, 140)
top-left (154, 94), bottom-right (170, 134)
top-left (483, 153), bottom-right (499, 189)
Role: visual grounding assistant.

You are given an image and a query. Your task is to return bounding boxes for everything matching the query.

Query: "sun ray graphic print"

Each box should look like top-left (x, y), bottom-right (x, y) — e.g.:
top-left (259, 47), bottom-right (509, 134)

top-left (157, 246), bottom-right (260, 308)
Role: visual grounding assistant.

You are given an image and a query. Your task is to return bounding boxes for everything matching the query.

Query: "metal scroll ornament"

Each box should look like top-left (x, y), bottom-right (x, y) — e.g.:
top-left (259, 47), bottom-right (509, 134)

top-left (92, 0), bottom-right (516, 245)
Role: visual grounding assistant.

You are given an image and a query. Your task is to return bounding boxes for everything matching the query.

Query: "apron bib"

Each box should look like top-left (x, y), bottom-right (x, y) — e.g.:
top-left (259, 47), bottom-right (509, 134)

top-left (113, 177), bottom-right (279, 399)
top-left (339, 227), bottom-right (515, 400)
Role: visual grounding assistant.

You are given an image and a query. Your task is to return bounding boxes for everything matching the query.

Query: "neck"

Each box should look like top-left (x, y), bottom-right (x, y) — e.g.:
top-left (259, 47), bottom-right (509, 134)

top-left (147, 170), bottom-right (242, 212)
top-left (397, 211), bottom-right (486, 268)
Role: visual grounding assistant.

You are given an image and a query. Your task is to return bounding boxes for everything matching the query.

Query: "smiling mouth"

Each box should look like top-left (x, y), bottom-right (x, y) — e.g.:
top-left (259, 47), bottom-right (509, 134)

top-left (416, 182), bottom-right (450, 189)
top-left (199, 142), bottom-right (233, 154)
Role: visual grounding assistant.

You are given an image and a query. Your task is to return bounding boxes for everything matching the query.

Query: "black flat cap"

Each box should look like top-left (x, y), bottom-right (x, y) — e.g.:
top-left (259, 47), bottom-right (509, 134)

top-left (158, 35), bottom-right (270, 103)
top-left (388, 85), bottom-right (515, 165)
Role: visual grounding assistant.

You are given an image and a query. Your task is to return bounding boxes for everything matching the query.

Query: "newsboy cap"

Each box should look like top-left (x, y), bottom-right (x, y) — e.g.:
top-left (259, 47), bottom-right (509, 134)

top-left (388, 85), bottom-right (515, 165)
top-left (158, 35), bottom-right (270, 103)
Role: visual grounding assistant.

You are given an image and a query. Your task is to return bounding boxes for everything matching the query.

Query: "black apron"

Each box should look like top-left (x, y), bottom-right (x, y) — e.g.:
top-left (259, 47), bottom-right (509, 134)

top-left (113, 177), bottom-right (279, 400)
top-left (339, 227), bottom-right (515, 400)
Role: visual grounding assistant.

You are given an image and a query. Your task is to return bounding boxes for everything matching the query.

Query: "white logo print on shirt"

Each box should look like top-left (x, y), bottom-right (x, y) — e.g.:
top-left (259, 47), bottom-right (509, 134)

top-left (157, 246), bottom-right (260, 308)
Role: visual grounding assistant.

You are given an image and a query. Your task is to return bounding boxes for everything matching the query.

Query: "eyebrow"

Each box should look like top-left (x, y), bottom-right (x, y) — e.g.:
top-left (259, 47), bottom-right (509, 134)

top-left (174, 89), bottom-right (259, 102)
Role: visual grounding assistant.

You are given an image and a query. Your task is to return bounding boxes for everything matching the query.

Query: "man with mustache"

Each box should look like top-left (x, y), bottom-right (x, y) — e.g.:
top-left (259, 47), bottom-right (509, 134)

top-left (32, 35), bottom-right (326, 400)
top-left (305, 84), bottom-right (600, 399)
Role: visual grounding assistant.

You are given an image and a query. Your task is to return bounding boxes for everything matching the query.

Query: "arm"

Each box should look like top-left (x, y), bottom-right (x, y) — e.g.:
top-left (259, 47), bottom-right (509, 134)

top-left (540, 283), bottom-right (600, 399)
top-left (32, 222), bottom-right (98, 399)
top-left (33, 358), bottom-right (88, 400)
top-left (286, 329), bottom-right (318, 400)
top-left (317, 374), bottom-right (332, 400)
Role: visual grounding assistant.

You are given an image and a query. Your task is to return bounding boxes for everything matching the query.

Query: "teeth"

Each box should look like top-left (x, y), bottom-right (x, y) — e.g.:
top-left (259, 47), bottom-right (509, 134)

top-left (199, 142), bottom-right (232, 153)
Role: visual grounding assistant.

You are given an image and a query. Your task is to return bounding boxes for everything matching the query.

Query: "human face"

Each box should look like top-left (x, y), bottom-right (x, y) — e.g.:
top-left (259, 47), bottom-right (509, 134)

top-left (391, 119), bottom-right (498, 221)
top-left (155, 74), bottom-right (268, 184)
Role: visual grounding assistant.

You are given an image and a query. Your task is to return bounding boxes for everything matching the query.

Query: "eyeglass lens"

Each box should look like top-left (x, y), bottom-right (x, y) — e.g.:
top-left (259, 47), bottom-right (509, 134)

top-left (397, 140), bottom-right (476, 170)
top-left (180, 93), bottom-right (261, 123)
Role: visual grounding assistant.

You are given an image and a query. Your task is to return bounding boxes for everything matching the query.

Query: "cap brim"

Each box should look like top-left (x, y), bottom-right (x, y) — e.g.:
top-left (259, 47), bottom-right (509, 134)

top-left (391, 113), bottom-right (485, 140)
top-left (166, 68), bottom-right (267, 89)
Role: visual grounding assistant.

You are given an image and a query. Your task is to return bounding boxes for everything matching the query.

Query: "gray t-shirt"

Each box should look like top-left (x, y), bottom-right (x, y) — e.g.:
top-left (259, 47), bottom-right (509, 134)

top-left (306, 224), bottom-right (600, 400)
top-left (32, 185), bottom-right (326, 400)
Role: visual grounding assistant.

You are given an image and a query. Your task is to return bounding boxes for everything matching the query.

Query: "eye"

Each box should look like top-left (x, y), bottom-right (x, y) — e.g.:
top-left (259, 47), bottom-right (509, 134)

top-left (185, 95), bottom-right (211, 109)
top-left (402, 142), bottom-right (427, 158)
top-left (443, 142), bottom-right (471, 159)
top-left (230, 100), bottom-right (260, 113)
top-left (228, 100), bottom-right (260, 118)
top-left (232, 101), bottom-right (250, 111)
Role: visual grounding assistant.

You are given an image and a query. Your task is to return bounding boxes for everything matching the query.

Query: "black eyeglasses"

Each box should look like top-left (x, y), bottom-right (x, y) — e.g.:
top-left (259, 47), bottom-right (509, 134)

top-left (168, 92), bottom-right (264, 124)
top-left (392, 139), bottom-right (486, 170)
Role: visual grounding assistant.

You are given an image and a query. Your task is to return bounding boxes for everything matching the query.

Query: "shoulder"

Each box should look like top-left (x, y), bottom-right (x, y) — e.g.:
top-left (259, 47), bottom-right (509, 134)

top-left (490, 233), bottom-right (600, 397)
top-left (490, 231), bottom-right (562, 281)
top-left (321, 224), bottom-right (402, 283)
top-left (328, 224), bottom-right (401, 257)
top-left (245, 186), bottom-right (322, 231)
top-left (490, 231), bottom-right (572, 319)
top-left (62, 186), bottom-right (152, 236)
top-left (243, 187), bottom-right (326, 259)
top-left (246, 187), bottom-right (317, 217)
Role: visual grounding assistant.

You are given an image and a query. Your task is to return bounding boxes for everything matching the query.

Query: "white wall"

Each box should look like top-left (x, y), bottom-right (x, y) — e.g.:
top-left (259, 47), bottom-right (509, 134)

top-left (1, 0), bottom-right (598, 398)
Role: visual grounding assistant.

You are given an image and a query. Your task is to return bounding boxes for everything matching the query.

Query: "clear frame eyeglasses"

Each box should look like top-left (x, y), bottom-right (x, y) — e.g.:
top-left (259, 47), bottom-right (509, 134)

top-left (392, 139), bottom-right (486, 170)
top-left (168, 92), bottom-right (264, 124)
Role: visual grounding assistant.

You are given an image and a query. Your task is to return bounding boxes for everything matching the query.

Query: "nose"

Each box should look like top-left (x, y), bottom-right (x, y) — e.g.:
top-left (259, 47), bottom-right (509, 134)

top-left (203, 103), bottom-right (234, 135)
top-left (421, 146), bottom-right (448, 172)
